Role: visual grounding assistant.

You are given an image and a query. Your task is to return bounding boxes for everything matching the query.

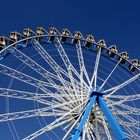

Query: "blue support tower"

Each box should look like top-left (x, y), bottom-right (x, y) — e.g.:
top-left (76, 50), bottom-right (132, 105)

top-left (72, 95), bottom-right (97, 140)
top-left (98, 96), bottom-right (128, 140)
top-left (72, 91), bottom-right (128, 140)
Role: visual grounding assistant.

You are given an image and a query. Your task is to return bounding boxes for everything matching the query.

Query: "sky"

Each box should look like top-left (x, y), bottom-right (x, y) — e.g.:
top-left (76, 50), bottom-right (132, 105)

top-left (0, 0), bottom-right (140, 59)
top-left (0, 0), bottom-right (140, 139)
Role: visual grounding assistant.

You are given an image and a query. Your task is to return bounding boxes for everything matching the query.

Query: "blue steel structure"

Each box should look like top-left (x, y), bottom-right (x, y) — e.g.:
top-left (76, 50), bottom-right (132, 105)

top-left (72, 90), bottom-right (128, 140)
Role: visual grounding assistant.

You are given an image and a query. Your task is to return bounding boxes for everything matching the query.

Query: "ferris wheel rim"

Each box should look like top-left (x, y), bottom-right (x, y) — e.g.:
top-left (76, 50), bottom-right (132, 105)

top-left (0, 33), bottom-right (139, 75)
top-left (0, 27), bottom-right (140, 139)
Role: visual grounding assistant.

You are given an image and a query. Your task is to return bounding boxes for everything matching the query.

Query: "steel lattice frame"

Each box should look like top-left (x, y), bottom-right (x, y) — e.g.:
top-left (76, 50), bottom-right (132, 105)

top-left (0, 27), bottom-right (140, 140)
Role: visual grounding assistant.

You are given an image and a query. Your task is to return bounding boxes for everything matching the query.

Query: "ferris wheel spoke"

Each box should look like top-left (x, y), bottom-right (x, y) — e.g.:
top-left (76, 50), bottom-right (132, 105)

top-left (23, 117), bottom-right (73, 140)
top-left (108, 100), bottom-right (140, 117)
top-left (99, 60), bottom-right (121, 90)
top-left (81, 126), bottom-right (86, 140)
top-left (54, 38), bottom-right (84, 82)
top-left (62, 101), bottom-right (88, 140)
top-left (123, 132), bottom-right (132, 139)
top-left (123, 122), bottom-right (140, 130)
top-left (0, 88), bottom-right (51, 104)
top-left (22, 100), bottom-right (86, 140)
top-left (32, 39), bottom-right (69, 78)
top-left (44, 92), bottom-right (86, 98)
top-left (0, 86), bottom-right (82, 107)
top-left (106, 94), bottom-right (140, 106)
top-left (76, 41), bottom-right (91, 105)
top-left (9, 47), bottom-right (77, 98)
top-left (9, 47), bottom-right (60, 84)
top-left (100, 112), bottom-right (112, 140)
top-left (54, 38), bottom-right (79, 101)
top-left (0, 107), bottom-right (49, 122)
top-left (32, 39), bottom-right (78, 89)
top-left (54, 37), bottom-right (87, 105)
top-left (120, 103), bottom-right (140, 116)
top-left (112, 106), bottom-right (140, 125)
top-left (114, 114), bottom-right (140, 139)
top-left (32, 39), bottom-right (83, 104)
top-left (0, 97), bottom-right (85, 123)
top-left (0, 64), bottom-right (56, 94)
top-left (103, 73), bottom-right (140, 94)
top-left (90, 47), bottom-right (101, 90)
top-left (0, 64), bottom-right (73, 100)
top-left (76, 41), bottom-right (91, 86)
top-left (87, 128), bottom-right (93, 140)
top-left (87, 123), bottom-right (96, 140)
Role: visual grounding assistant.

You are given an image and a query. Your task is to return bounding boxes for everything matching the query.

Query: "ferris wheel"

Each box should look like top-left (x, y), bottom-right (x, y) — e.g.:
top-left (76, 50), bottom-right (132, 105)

top-left (0, 27), bottom-right (140, 140)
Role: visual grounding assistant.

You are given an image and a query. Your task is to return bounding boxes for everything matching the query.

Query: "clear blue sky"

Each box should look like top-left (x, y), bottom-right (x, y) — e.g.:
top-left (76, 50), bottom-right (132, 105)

top-left (0, 0), bottom-right (140, 139)
top-left (0, 0), bottom-right (140, 60)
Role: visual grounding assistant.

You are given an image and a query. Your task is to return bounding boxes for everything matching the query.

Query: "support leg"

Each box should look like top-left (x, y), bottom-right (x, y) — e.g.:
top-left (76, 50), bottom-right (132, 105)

top-left (72, 96), bottom-right (97, 140)
top-left (98, 96), bottom-right (128, 140)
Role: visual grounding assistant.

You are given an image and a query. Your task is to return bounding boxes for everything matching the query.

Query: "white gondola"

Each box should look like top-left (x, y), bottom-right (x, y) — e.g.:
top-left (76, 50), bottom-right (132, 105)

top-left (108, 45), bottom-right (118, 57)
top-left (128, 59), bottom-right (139, 72)
top-left (36, 27), bottom-right (45, 35)
top-left (0, 36), bottom-right (7, 46)
top-left (48, 27), bottom-right (57, 42)
top-left (84, 35), bottom-right (94, 48)
top-left (0, 36), bottom-right (13, 50)
top-left (72, 31), bottom-right (83, 45)
top-left (97, 39), bottom-right (106, 51)
top-left (60, 28), bottom-right (71, 43)
top-left (23, 28), bottom-right (32, 37)
top-left (0, 36), bottom-right (6, 51)
top-left (10, 32), bottom-right (21, 42)
top-left (119, 52), bottom-right (129, 64)
top-left (35, 27), bottom-right (46, 41)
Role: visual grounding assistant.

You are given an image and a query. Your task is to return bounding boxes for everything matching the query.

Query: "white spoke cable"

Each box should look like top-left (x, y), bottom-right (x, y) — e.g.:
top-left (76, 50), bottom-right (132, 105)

top-left (0, 64), bottom-right (81, 104)
top-left (103, 73), bottom-right (140, 94)
top-left (0, 64), bottom-right (54, 94)
top-left (54, 37), bottom-right (86, 105)
top-left (9, 47), bottom-right (59, 82)
top-left (54, 38), bottom-right (86, 85)
top-left (22, 99), bottom-right (88, 140)
top-left (0, 96), bottom-right (86, 122)
top-left (99, 60), bottom-right (121, 90)
top-left (76, 40), bottom-right (91, 106)
top-left (106, 93), bottom-right (140, 105)
top-left (76, 41), bottom-right (91, 86)
top-left (9, 47), bottom-right (79, 102)
top-left (62, 101), bottom-right (88, 140)
top-left (32, 39), bottom-right (83, 104)
top-left (32, 39), bottom-right (80, 89)
top-left (100, 111), bottom-right (112, 140)
top-left (114, 113), bottom-right (140, 139)
top-left (90, 47), bottom-right (101, 90)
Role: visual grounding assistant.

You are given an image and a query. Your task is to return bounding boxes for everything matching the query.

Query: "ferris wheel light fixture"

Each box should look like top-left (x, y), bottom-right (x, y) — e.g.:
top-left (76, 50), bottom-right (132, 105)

top-left (84, 35), bottom-right (95, 48)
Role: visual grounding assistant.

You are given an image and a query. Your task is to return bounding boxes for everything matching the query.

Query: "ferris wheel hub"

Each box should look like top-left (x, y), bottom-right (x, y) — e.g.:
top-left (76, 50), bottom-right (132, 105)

top-left (90, 91), bottom-right (104, 97)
